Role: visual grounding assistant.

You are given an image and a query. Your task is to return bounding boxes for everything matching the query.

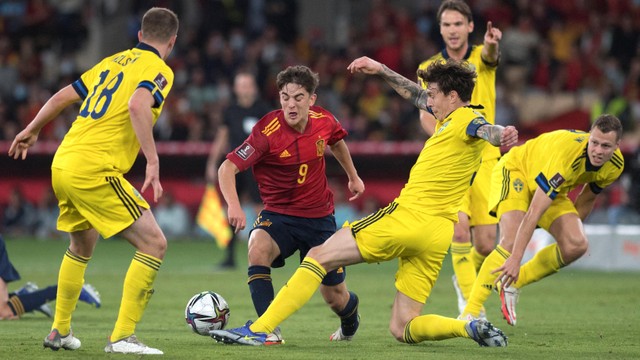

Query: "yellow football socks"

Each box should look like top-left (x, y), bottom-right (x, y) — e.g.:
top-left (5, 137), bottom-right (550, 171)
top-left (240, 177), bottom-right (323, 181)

top-left (451, 241), bottom-right (476, 300)
top-left (470, 247), bottom-right (487, 273)
top-left (252, 257), bottom-right (325, 334)
top-left (110, 252), bottom-right (161, 342)
top-left (404, 315), bottom-right (469, 343)
top-left (464, 245), bottom-right (510, 317)
top-left (516, 243), bottom-right (565, 288)
top-left (52, 249), bottom-right (90, 335)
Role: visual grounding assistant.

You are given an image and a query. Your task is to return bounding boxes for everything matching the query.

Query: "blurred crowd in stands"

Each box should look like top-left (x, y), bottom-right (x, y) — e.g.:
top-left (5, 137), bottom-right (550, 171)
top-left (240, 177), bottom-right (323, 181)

top-left (1, 0), bottom-right (640, 237)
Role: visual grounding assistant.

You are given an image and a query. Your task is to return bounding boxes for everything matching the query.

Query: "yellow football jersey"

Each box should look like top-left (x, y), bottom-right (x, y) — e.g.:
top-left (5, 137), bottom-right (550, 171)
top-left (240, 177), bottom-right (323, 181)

top-left (52, 43), bottom-right (174, 175)
top-left (503, 130), bottom-right (624, 199)
top-left (418, 45), bottom-right (500, 161)
top-left (395, 106), bottom-right (490, 222)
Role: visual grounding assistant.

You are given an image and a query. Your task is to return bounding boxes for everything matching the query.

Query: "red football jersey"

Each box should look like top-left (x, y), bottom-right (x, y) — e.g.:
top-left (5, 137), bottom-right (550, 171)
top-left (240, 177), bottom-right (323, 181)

top-left (227, 106), bottom-right (347, 218)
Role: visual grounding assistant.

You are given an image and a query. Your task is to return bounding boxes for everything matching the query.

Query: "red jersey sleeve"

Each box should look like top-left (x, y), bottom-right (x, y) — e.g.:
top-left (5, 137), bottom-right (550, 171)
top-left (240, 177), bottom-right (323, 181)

top-left (225, 112), bottom-right (273, 172)
top-left (322, 108), bottom-right (348, 145)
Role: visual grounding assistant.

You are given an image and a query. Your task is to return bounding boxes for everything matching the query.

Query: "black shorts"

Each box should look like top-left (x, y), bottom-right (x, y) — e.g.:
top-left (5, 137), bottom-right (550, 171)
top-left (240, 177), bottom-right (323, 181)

top-left (0, 235), bottom-right (21, 283)
top-left (250, 210), bottom-right (345, 286)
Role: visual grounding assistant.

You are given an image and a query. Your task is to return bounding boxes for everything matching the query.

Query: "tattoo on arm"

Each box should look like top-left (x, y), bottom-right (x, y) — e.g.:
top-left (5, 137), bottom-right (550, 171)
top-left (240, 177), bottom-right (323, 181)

top-left (379, 64), bottom-right (429, 111)
top-left (476, 124), bottom-right (504, 146)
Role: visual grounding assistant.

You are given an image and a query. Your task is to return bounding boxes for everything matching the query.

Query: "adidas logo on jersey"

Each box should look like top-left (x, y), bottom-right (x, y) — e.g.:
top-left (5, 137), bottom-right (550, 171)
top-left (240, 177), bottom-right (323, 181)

top-left (279, 149), bottom-right (291, 158)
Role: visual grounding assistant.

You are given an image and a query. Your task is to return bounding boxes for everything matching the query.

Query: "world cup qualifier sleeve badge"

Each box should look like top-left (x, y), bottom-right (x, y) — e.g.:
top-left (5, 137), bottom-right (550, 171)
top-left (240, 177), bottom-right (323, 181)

top-left (549, 173), bottom-right (566, 189)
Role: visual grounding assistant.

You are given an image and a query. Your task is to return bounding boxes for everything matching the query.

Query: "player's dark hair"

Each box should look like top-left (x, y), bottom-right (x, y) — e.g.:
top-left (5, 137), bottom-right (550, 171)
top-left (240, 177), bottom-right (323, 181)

top-left (141, 7), bottom-right (179, 42)
top-left (276, 65), bottom-right (320, 95)
top-left (437, 0), bottom-right (473, 24)
top-left (592, 114), bottom-right (623, 141)
top-left (418, 60), bottom-right (476, 102)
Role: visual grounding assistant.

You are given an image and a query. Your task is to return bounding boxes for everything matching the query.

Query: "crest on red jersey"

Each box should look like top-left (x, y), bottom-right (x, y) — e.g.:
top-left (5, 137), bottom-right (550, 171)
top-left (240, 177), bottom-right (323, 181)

top-left (316, 139), bottom-right (325, 157)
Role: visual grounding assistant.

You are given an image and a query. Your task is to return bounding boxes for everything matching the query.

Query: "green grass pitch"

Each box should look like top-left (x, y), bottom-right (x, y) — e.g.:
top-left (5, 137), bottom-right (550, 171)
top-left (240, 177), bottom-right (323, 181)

top-left (0, 237), bottom-right (638, 359)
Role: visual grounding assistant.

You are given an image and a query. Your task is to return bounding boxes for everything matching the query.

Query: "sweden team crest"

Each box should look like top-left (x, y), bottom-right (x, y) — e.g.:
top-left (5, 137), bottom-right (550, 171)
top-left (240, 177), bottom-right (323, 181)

top-left (513, 178), bottom-right (524, 193)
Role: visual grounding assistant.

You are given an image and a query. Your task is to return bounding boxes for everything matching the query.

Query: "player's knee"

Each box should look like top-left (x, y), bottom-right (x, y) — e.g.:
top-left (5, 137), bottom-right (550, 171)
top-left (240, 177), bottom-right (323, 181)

top-left (306, 246), bottom-right (329, 267)
top-left (559, 234), bottom-right (589, 263)
top-left (156, 236), bottom-right (167, 257)
top-left (247, 237), bottom-right (277, 266)
top-left (475, 240), bottom-right (494, 256)
top-left (145, 232), bottom-right (167, 258)
top-left (247, 248), bottom-right (272, 266)
top-left (452, 228), bottom-right (470, 243)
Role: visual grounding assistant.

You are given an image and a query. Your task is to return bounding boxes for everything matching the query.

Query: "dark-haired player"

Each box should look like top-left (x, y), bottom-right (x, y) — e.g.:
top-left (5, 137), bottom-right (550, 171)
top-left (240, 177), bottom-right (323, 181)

top-left (217, 65), bottom-right (365, 344)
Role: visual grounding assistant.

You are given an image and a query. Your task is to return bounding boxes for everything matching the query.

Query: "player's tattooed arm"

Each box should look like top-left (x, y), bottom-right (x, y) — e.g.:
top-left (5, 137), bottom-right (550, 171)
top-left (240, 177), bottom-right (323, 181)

top-left (477, 124), bottom-right (518, 147)
top-left (476, 124), bottom-right (504, 146)
top-left (378, 64), bottom-right (429, 111)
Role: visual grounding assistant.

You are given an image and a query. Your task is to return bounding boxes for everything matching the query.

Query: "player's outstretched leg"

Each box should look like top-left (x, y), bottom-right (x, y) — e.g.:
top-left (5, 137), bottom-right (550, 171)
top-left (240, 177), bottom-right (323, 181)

top-left (78, 284), bottom-right (101, 308)
top-left (15, 282), bottom-right (53, 317)
top-left (210, 320), bottom-right (267, 346)
top-left (465, 319), bottom-right (508, 347)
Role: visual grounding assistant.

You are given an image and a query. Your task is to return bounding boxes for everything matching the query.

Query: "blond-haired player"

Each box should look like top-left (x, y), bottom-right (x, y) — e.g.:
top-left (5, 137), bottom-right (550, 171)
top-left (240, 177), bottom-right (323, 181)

top-left (10, 7), bottom-right (179, 355)
top-left (462, 114), bottom-right (624, 326)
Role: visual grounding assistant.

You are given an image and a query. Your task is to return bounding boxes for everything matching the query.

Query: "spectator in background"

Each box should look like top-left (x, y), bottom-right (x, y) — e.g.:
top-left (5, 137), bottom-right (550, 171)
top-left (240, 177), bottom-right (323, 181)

top-left (501, 15), bottom-right (539, 70)
top-left (33, 188), bottom-right (60, 240)
top-left (592, 78), bottom-right (632, 132)
top-left (608, 13), bottom-right (639, 72)
top-left (2, 187), bottom-right (36, 237)
top-left (628, 147), bottom-right (640, 214)
top-left (154, 191), bottom-right (191, 238)
top-left (206, 71), bottom-right (270, 269)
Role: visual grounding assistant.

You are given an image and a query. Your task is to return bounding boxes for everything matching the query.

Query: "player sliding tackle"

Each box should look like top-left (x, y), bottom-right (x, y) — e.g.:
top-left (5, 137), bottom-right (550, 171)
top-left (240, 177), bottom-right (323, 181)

top-left (211, 57), bottom-right (517, 347)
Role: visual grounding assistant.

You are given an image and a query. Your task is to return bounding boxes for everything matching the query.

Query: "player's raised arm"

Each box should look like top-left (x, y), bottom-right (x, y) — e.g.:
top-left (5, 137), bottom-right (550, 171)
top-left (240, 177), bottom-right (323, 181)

top-left (482, 21), bottom-right (502, 65)
top-left (348, 56), bottom-right (428, 112)
top-left (475, 124), bottom-right (518, 147)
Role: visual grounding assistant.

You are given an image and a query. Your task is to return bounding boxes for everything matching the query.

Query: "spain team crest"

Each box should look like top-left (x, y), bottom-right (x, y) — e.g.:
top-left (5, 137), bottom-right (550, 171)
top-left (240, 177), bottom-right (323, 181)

top-left (316, 139), bottom-right (325, 157)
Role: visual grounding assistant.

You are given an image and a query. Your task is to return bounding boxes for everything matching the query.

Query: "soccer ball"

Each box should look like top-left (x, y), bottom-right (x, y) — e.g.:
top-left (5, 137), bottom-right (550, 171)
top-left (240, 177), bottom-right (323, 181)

top-left (185, 291), bottom-right (230, 336)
